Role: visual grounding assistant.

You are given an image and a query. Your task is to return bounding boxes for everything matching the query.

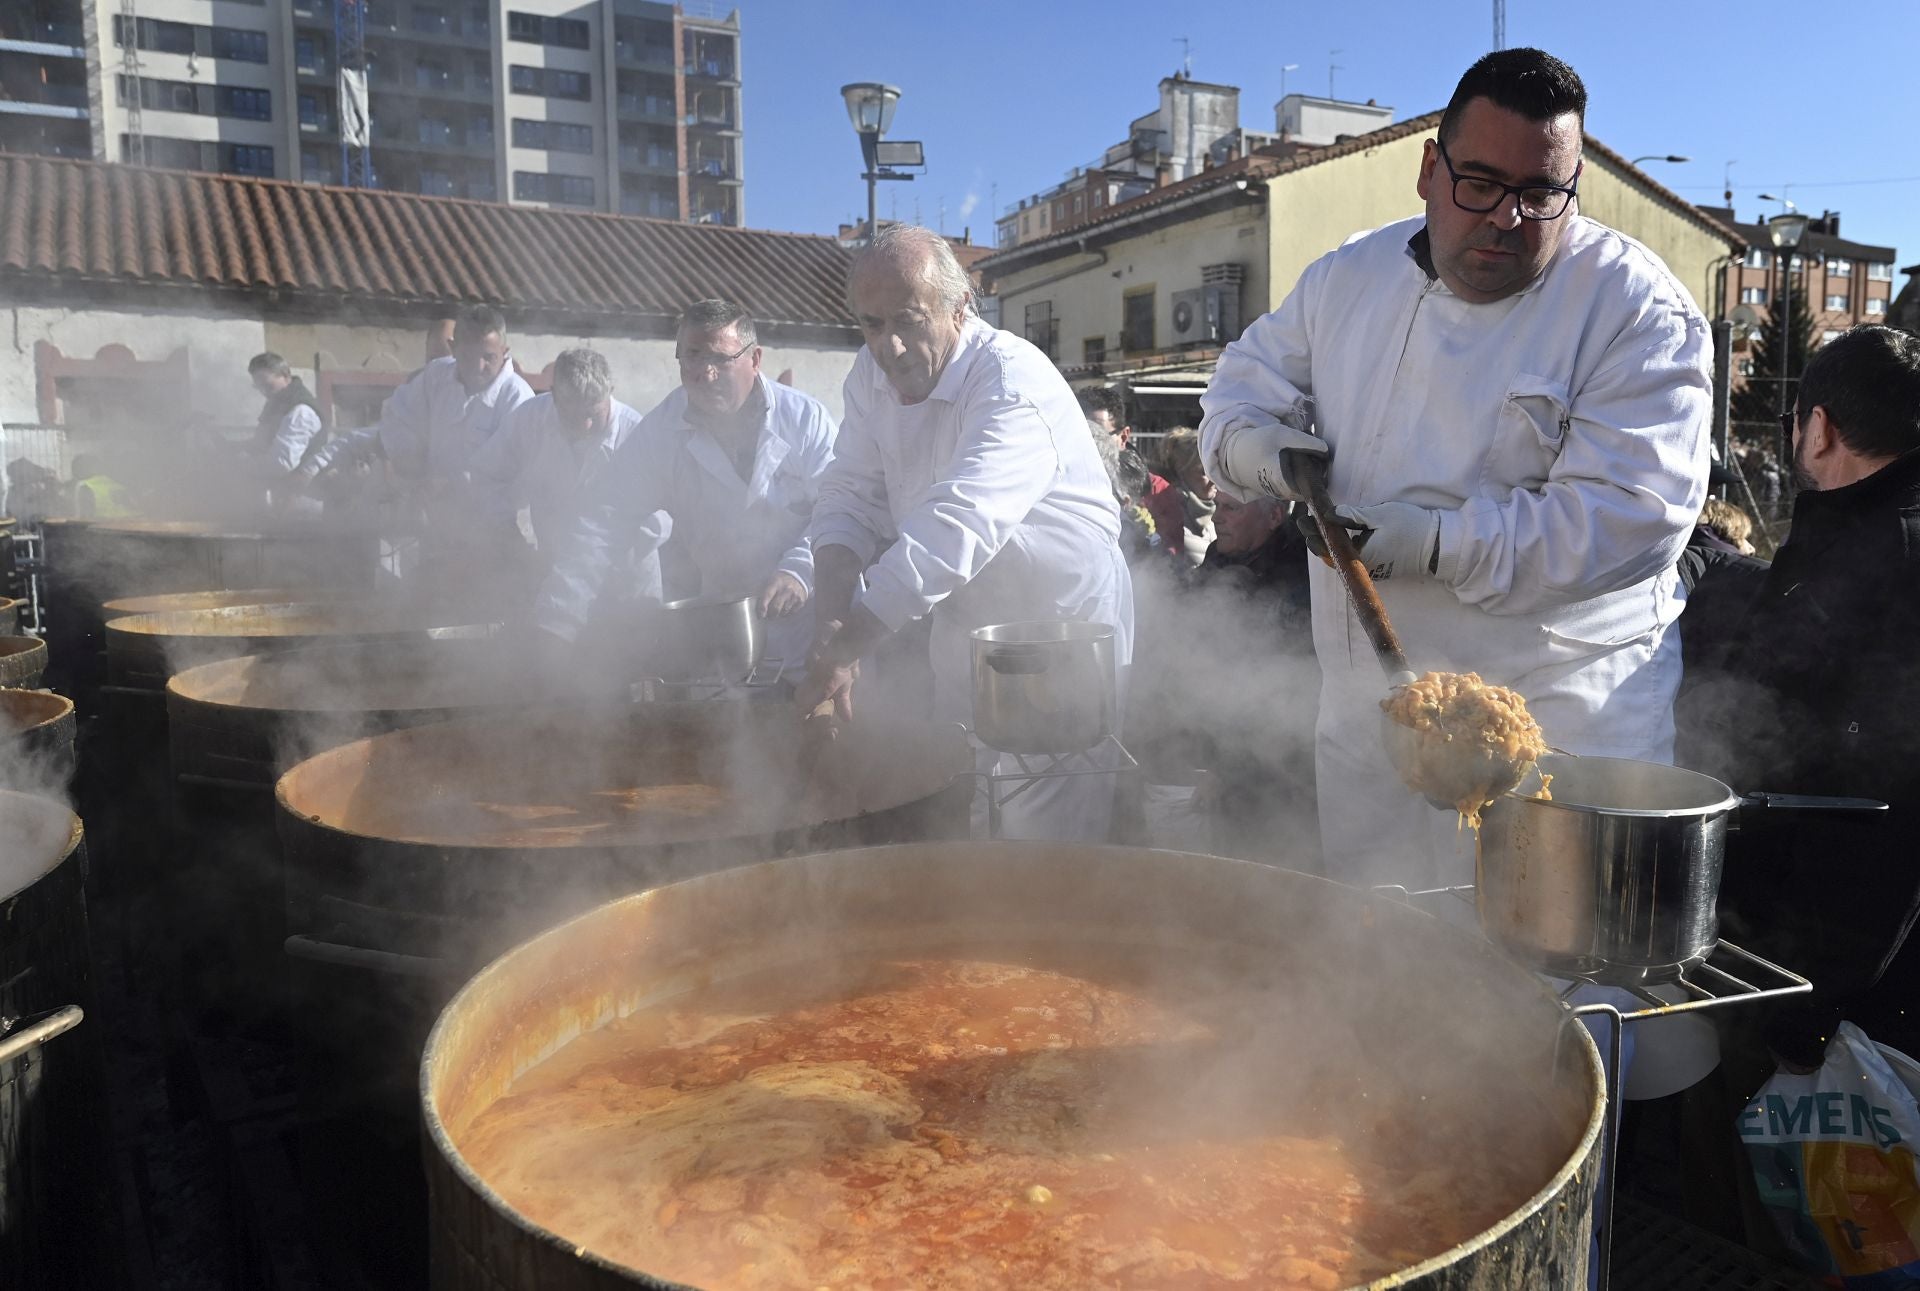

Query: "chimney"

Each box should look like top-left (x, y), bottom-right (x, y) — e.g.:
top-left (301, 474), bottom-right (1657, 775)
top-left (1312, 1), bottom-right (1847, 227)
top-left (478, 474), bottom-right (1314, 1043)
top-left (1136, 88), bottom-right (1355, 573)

top-left (1155, 163), bottom-right (1172, 188)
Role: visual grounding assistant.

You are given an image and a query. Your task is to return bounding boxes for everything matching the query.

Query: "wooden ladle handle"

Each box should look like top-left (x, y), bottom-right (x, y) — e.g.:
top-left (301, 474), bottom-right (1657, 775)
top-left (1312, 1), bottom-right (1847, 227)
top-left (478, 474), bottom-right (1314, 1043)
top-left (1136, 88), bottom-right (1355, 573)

top-left (1298, 462), bottom-right (1415, 681)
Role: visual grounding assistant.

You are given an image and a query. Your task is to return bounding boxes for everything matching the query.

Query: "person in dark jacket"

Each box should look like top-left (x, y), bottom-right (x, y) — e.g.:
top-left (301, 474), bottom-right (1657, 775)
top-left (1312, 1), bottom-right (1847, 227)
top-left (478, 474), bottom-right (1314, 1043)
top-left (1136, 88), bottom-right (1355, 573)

top-left (1679, 324), bottom-right (1920, 1064)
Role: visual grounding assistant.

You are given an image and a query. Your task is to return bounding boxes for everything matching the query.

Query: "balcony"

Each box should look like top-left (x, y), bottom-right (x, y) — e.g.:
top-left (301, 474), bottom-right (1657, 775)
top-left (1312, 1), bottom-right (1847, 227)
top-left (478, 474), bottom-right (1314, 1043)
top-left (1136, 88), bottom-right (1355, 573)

top-left (684, 112), bottom-right (738, 134)
top-left (0, 81), bottom-right (89, 118)
top-left (618, 146), bottom-right (676, 174)
top-left (615, 41), bottom-right (676, 71)
top-left (690, 158), bottom-right (738, 185)
top-left (615, 93), bottom-right (676, 122)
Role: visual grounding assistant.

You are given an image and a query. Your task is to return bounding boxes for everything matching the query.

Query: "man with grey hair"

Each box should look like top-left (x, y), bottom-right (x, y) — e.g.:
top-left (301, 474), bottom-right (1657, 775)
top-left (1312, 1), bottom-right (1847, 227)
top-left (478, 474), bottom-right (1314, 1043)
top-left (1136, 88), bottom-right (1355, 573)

top-left (800, 224), bottom-right (1133, 842)
top-left (534, 298), bottom-right (838, 678)
top-left (467, 346), bottom-right (666, 605)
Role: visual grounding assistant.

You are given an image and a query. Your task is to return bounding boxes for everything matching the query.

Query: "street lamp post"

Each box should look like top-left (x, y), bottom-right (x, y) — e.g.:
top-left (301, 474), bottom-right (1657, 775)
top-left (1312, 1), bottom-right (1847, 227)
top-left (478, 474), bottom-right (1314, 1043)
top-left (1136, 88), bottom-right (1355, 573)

top-left (1767, 207), bottom-right (1812, 468)
top-left (839, 83), bottom-right (927, 243)
top-left (1629, 154), bottom-right (1691, 166)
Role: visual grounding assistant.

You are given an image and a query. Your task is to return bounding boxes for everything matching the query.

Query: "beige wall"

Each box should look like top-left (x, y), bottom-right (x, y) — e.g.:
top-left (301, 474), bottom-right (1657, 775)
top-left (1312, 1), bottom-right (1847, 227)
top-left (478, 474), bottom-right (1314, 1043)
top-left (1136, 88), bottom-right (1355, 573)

top-left (1574, 157), bottom-right (1735, 317)
top-left (1263, 128), bottom-right (1430, 313)
top-left (991, 201), bottom-right (1270, 365)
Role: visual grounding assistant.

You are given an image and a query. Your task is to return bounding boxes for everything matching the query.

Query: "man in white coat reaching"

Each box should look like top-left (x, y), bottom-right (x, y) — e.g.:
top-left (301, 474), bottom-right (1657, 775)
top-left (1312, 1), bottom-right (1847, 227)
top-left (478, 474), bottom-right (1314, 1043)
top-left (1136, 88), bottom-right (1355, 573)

top-left (464, 346), bottom-right (667, 609)
top-left (800, 224), bottom-right (1133, 843)
top-left (1200, 48), bottom-right (1710, 891)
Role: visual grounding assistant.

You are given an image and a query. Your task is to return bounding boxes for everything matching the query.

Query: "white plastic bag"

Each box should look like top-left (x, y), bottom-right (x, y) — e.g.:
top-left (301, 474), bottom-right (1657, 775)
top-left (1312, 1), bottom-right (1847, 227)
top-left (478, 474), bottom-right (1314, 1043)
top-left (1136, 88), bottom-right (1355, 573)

top-left (1738, 1022), bottom-right (1920, 1285)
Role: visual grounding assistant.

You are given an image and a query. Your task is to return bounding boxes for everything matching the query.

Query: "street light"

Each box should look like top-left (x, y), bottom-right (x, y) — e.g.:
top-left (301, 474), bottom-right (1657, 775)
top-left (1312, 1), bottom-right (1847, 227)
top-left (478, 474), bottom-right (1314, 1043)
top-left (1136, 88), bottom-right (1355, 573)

top-left (841, 82), bottom-right (922, 242)
top-left (1766, 208), bottom-right (1812, 466)
top-left (1629, 154), bottom-right (1691, 165)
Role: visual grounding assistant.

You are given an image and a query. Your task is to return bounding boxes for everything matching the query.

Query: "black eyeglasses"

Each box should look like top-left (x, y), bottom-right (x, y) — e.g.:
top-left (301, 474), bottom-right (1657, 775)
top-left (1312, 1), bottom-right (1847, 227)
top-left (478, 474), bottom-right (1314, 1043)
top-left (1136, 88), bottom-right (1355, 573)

top-left (675, 338), bottom-right (755, 372)
top-left (1435, 138), bottom-right (1582, 222)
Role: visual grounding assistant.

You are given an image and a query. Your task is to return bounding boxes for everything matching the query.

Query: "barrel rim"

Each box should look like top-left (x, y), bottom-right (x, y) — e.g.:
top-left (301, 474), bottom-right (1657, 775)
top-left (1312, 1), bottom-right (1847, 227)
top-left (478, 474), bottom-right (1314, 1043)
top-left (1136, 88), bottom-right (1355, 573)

top-left (418, 842), bottom-right (1608, 1290)
top-left (1502, 754), bottom-right (1741, 819)
top-left (0, 789), bottom-right (83, 903)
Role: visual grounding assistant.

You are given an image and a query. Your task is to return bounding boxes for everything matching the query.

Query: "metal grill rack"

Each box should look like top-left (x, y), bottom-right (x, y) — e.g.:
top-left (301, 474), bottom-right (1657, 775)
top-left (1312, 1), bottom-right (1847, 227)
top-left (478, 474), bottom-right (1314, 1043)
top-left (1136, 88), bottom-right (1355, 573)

top-left (1379, 882), bottom-right (1812, 1291)
top-left (975, 733), bottom-right (1138, 838)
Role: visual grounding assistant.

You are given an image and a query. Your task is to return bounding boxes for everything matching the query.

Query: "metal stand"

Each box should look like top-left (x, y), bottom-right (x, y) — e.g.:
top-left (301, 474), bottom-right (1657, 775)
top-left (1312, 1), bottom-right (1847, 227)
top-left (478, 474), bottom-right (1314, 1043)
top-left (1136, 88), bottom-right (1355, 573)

top-left (975, 733), bottom-right (1137, 839)
top-left (1379, 882), bottom-right (1812, 1291)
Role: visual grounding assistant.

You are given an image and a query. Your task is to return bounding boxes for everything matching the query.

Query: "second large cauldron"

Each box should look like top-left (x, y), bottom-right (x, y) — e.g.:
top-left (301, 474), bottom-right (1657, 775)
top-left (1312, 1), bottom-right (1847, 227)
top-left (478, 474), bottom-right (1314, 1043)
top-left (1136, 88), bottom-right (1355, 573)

top-left (423, 842), bottom-right (1607, 1291)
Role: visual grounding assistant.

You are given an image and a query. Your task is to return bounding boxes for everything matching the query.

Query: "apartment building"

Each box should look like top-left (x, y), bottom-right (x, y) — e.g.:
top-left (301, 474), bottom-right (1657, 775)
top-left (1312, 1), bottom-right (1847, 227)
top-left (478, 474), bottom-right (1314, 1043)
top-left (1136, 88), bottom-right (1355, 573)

top-left (0, 1), bottom-right (93, 160)
top-left (14, 0), bottom-right (741, 223)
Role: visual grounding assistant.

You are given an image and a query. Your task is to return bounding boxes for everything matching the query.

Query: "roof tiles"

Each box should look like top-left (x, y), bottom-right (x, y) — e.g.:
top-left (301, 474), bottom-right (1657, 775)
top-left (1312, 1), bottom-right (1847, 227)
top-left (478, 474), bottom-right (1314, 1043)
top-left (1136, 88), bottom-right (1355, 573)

top-left (0, 154), bottom-right (858, 333)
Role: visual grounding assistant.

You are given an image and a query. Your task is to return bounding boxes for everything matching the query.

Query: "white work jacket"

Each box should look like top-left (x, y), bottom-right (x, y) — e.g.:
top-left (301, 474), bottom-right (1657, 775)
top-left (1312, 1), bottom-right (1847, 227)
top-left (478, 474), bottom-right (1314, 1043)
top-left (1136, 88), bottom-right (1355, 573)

top-left (263, 404), bottom-right (323, 474)
top-left (640, 375), bottom-right (839, 672)
top-left (1201, 215), bottom-right (1711, 885)
top-left (466, 394), bottom-right (663, 602)
top-left (313, 356), bottom-right (533, 485)
top-left (811, 316), bottom-right (1134, 726)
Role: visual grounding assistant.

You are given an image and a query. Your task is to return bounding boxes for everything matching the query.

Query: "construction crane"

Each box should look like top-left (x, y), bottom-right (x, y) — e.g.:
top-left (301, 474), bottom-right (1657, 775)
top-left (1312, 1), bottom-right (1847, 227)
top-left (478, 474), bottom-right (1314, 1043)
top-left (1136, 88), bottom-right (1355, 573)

top-left (121, 0), bottom-right (145, 164)
top-left (335, 0), bottom-right (373, 186)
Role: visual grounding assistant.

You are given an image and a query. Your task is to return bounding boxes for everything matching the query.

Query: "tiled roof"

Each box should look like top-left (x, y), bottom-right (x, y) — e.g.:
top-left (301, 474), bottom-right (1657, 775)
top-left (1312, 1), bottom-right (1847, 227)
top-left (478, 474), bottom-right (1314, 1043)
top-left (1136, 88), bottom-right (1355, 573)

top-left (0, 154), bottom-right (858, 334)
top-left (980, 110), bottom-right (1746, 276)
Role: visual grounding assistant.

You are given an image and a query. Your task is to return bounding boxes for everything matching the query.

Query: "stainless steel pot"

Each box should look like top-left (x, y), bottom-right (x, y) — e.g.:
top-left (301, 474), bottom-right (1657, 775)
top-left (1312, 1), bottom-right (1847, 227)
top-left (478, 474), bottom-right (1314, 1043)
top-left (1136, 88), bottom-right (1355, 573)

top-left (1479, 754), bottom-right (1885, 983)
top-left (654, 595), bottom-right (763, 683)
top-left (970, 620), bottom-right (1116, 754)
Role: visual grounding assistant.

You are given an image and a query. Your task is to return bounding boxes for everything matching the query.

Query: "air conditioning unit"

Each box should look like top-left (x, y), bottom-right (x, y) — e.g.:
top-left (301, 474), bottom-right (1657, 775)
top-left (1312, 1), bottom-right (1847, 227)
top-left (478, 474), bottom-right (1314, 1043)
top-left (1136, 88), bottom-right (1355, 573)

top-left (1170, 287), bottom-right (1209, 345)
top-left (1170, 281), bottom-right (1243, 346)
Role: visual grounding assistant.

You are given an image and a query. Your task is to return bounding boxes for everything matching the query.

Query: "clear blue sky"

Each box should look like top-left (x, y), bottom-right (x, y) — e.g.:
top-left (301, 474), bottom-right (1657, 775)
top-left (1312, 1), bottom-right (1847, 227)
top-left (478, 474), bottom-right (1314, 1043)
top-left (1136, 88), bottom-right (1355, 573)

top-left (738, 0), bottom-right (1918, 268)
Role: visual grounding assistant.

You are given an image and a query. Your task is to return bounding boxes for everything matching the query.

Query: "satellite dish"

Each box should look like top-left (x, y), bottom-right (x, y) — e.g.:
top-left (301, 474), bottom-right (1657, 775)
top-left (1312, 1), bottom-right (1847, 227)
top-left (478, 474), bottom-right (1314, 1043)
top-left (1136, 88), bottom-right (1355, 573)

top-left (1730, 303), bottom-right (1762, 340)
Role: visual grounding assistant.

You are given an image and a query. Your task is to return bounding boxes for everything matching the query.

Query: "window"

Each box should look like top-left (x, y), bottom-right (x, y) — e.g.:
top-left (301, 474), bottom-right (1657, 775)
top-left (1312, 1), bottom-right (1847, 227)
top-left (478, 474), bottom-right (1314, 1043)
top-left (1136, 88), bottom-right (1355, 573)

top-left (1867, 262), bottom-right (1894, 281)
top-left (1740, 286), bottom-right (1768, 306)
top-left (507, 11), bottom-right (544, 42)
top-left (1866, 298), bottom-right (1886, 316)
top-left (550, 70), bottom-right (588, 99)
top-left (558, 174), bottom-right (594, 205)
top-left (227, 144), bottom-right (274, 177)
top-left (513, 119), bottom-right (588, 152)
top-left (300, 148), bottom-right (331, 183)
top-left (210, 26), bottom-right (269, 62)
top-left (550, 17), bottom-right (590, 49)
top-left (1825, 294), bottom-right (1848, 311)
top-left (1743, 247), bottom-right (1772, 269)
top-left (1023, 301), bottom-right (1057, 359)
top-left (1072, 194), bottom-right (1084, 215)
top-left (298, 92), bottom-right (325, 128)
top-left (468, 174), bottom-right (496, 200)
top-left (1083, 336), bottom-right (1107, 366)
top-left (416, 60), bottom-right (452, 90)
top-left (419, 169), bottom-right (455, 196)
top-left (419, 116), bottom-right (453, 146)
top-left (469, 115), bottom-right (493, 148)
top-left (412, 5), bottom-right (450, 34)
top-left (471, 57), bottom-right (492, 92)
top-left (167, 81), bottom-right (196, 111)
top-left (1828, 258), bottom-right (1852, 277)
top-left (296, 37), bottom-right (323, 73)
top-left (514, 170), bottom-right (546, 200)
top-left (1121, 289), bottom-right (1155, 352)
top-left (116, 16), bottom-right (195, 54)
top-left (219, 86), bottom-right (272, 121)
top-left (467, 2), bottom-right (490, 35)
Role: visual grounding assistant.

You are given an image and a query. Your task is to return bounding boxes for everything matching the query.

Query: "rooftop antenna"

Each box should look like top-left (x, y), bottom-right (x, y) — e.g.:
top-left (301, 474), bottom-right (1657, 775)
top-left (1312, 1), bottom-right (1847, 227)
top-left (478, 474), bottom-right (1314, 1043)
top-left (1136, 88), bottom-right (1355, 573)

top-left (1723, 159), bottom-right (1737, 205)
top-left (1493, 0), bottom-right (1505, 49)
top-left (1174, 36), bottom-right (1191, 78)
top-left (1328, 50), bottom-right (1343, 100)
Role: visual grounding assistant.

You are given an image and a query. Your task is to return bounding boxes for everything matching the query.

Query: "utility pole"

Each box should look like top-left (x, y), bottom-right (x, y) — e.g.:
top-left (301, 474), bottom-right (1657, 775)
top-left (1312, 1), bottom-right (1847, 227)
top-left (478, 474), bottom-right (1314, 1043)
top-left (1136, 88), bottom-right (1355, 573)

top-left (1328, 50), bottom-right (1342, 100)
top-left (1492, 0), bottom-right (1505, 50)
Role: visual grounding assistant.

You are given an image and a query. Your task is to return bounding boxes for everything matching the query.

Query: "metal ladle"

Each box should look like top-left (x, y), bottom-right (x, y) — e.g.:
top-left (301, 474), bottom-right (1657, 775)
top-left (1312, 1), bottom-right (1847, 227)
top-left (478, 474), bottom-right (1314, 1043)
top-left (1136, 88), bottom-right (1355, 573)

top-left (1297, 464), bottom-right (1536, 812)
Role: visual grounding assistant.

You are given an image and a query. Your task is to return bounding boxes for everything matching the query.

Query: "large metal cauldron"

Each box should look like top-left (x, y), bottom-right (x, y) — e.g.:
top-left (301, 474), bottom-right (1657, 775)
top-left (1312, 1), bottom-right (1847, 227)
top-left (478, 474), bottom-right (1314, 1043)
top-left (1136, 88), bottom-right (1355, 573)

top-left (276, 703), bottom-right (975, 979)
top-left (0, 690), bottom-right (76, 789)
top-left (0, 793), bottom-right (117, 1289)
top-left (39, 517), bottom-right (378, 693)
top-left (167, 638), bottom-right (536, 789)
top-left (106, 602), bottom-right (500, 691)
top-left (421, 843), bottom-right (1606, 1291)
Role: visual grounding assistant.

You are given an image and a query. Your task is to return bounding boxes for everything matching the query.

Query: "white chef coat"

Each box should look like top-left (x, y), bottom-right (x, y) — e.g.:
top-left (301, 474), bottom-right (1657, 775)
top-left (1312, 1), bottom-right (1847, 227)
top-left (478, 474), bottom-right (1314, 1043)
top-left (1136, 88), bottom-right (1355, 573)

top-left (263, 404), bottom-right (324, 474)
top-left (308, 356), bottom-right (533, 486)
top-left (638, 374), bottom-right (839, 675)
top-left (466, 394), bottom-right (665, 603)
top-left (1200, 215), bottom-right (1711, 890)
top-left (811, 315), bottom-right (1134, 843)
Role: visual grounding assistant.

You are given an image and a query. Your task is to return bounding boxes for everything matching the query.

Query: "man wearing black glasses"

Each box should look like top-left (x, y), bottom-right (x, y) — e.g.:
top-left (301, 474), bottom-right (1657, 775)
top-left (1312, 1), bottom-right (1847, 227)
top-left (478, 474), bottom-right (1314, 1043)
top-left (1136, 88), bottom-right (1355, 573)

top-left (1200, 48), bottom-right (1712, 890)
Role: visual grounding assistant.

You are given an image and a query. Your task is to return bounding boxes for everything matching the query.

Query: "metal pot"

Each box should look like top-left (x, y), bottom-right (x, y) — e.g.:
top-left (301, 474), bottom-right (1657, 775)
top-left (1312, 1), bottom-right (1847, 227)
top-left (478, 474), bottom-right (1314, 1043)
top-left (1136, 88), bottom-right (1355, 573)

top-left (0, 793), bottom-right (117, 1289)
top-left (1479, 754), bottom-right (1886, 982)
top-left (422, 842), bottom-right (1606, 1291)
top-left (654, 595), bottom-right (764, 683)
top-left (970, 620), bottom-right (1116, 754)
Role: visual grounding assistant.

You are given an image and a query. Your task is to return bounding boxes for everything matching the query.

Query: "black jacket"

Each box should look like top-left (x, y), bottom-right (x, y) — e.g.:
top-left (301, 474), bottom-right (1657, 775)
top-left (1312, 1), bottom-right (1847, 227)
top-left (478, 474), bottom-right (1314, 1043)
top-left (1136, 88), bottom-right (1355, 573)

top-left (1678, 448), bottom-right (1920, 1060)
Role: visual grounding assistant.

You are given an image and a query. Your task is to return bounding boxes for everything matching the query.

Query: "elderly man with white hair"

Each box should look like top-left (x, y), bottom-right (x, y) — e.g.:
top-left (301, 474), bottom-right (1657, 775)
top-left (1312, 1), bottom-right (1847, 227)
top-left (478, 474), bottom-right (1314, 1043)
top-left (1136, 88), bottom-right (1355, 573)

top-left (468, 346), bottom-right (668, 606)
top-left (799, 224), bottom-right (1133, 842)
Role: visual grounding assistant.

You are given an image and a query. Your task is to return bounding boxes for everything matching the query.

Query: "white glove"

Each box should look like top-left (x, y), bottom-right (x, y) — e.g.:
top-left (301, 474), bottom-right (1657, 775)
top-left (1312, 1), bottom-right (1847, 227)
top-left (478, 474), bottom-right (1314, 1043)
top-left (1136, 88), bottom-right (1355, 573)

top-left (1327, 501), bottom-right (1442, 581)
top-left (1213, 414), bottom-right (1330, 504)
